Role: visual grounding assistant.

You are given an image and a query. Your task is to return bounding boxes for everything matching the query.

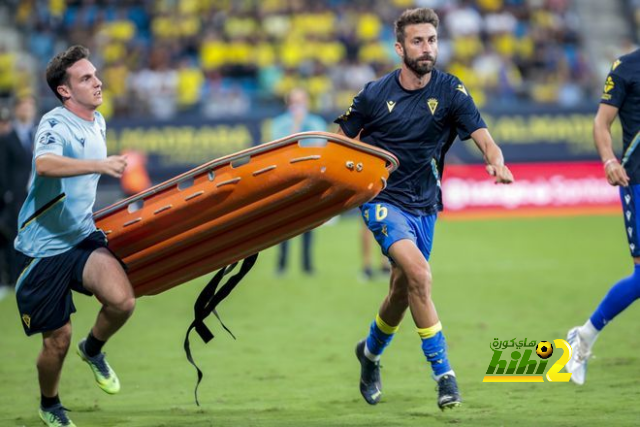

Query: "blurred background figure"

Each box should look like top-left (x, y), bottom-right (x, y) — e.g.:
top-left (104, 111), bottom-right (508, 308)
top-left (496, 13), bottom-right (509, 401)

top-left (270, 88), bottom-right (327, 275)
top-left (120, 150), bottom-right (152, 198)
top-left (0, 95), bottom-right (37, 299)
top-left (361, 228), bottom-right (391, 281)
top-left (0, 105), bottom-right (13, 300)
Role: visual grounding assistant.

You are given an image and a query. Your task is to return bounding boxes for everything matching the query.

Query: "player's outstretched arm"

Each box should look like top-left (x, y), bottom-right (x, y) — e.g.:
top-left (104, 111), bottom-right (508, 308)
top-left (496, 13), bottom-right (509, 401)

top-left (470, 128), bottom-right (514, 184)
top-left (594, 103), bottom-right (629, 187)
top-left (36, 153), bottom-right (128, 178)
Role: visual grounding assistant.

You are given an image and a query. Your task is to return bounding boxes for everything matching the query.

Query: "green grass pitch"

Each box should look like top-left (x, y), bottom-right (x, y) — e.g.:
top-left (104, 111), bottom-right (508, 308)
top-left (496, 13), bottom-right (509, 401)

top-left (2, 214), bottom-right (640, 426)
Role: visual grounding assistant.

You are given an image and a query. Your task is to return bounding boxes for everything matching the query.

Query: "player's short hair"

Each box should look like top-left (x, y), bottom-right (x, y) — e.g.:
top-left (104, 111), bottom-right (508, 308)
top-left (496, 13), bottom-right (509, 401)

top-left (394, 8), bottom-right (439, 43)
top-left (45, 45), bottom-right (90, 103)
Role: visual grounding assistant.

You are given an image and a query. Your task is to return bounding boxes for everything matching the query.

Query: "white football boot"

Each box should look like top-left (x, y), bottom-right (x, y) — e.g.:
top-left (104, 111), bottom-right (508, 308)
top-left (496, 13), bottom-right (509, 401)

top-left (565, 326), bottom-right (593, 385)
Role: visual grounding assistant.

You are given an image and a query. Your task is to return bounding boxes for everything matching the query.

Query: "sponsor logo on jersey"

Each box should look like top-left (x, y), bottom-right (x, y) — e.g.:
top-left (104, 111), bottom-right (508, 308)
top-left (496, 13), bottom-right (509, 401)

top-left (386, 100), bottom-right (396, 113)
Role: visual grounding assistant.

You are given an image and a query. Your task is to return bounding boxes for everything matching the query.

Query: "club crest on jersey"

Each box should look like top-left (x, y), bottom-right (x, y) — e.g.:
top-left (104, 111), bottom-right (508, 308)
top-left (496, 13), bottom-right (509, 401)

top-left (427, 98), bottom-right (438, 115)
top-left (22, 314), bottom-right (31, 329)
top-left (602, 76), bottom-right (615, 101)
top-left (386, 100), bottom-right (396, 113)
top-left (604, 76), bottom-right (615, 93)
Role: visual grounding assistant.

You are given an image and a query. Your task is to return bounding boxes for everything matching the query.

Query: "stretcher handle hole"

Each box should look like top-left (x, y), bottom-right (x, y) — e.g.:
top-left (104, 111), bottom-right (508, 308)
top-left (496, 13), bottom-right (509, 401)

top-left (231, 156), bottom-right (251, 168)
top-left (127, 200), bottom-right (144, 213)
top-left (178, 177), bottom-right (195, 190)
top-left (298, 138), bottom-right (328, 148)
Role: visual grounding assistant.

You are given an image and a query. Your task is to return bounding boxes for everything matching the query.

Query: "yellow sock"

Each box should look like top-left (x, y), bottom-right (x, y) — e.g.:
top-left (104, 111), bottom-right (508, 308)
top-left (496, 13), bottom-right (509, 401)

top-left (417, 321), bottom-right (442, 339)
top-left (375, 314), bottom-right (399, 335)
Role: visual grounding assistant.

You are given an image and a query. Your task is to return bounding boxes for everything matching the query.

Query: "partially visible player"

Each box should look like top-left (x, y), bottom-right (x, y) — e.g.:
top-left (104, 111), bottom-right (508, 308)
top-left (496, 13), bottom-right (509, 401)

top-left (271, 88), bottom-right (327, 275)
top-left (360, 224), bottom-right (390, 281)
top-left (566, 48), bottom-right (640, 385)
top-left (14, 45), bottom-right (134, 427)
top-left (335, 8), bottom-right (513, 410)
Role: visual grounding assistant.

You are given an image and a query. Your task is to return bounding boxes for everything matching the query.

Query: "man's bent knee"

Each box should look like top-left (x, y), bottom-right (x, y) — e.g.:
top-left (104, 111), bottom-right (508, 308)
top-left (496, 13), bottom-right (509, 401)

top-left (107, 295), bottom-right (136, 317)
top-left (405, 267), bottom-right (433, 300)
top-left (120, 296), bottom-right (136, 316)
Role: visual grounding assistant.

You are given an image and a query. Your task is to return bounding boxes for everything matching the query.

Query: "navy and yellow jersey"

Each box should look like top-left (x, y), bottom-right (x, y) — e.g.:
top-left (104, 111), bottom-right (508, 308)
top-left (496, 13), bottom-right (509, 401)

top-left (14, 107), bottom-right (107, 257)
top-left (334, 68), bottom-right (486, 215)
top-left (600, 48), bottom-right (640, 183)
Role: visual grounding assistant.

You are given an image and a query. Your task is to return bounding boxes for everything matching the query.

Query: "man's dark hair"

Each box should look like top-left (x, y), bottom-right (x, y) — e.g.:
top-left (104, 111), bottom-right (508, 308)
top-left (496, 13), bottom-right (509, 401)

top-left (45, 45), bottom-right (90, 103)
top-left (394, 8), bottom-right (439, 43)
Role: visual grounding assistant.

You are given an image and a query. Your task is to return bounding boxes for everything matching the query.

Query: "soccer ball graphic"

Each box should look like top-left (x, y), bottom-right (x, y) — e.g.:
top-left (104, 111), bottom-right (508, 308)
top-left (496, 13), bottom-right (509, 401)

top-left (536, 341), bottom-right (553, 359)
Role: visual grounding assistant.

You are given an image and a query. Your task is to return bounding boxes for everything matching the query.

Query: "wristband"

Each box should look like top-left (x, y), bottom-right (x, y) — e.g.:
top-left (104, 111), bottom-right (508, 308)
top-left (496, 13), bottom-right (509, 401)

top-left (603, 158), bottom-right (618, 169)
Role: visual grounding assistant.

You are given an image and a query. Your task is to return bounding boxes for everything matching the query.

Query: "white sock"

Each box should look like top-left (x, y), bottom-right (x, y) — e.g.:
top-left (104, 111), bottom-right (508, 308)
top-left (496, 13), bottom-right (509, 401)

top-left (364, 343), bottom-right (381, 362)
top-left (578, 319), bottom-right (599, 349)
top-left (434, 370), bottom-right (455, 382)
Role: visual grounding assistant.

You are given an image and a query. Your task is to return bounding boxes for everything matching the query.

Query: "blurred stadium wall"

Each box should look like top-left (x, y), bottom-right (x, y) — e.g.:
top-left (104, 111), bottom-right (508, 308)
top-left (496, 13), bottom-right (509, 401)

top-left (0, 0), bottom-right (638, 214)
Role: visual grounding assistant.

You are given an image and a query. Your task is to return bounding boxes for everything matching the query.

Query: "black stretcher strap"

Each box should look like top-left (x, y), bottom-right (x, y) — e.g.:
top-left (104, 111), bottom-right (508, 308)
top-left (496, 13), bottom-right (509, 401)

top-left (183, 253), bottom-right (259, 406)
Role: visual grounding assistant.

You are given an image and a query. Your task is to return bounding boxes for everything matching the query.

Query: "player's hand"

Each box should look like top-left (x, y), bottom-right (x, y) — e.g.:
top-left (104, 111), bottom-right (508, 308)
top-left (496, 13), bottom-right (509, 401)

top-left (100, 155), bottom-right (128, 178)
top-left (605, 160), bottom-right (630, 187)
top-left (486, 164), bottom-right (514, 184)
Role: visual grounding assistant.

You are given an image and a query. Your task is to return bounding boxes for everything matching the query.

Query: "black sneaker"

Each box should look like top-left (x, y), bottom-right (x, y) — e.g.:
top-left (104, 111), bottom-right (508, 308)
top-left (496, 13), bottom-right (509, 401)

top-left (437, 374), bottom-right (462, 410)
top-left (355, 339), bottom-right (382, 405)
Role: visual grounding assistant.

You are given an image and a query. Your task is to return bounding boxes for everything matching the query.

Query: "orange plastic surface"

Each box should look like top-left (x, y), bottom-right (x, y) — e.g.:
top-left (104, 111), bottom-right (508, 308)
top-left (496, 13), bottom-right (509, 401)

top-left (94, 132), bottom-right (398, 296)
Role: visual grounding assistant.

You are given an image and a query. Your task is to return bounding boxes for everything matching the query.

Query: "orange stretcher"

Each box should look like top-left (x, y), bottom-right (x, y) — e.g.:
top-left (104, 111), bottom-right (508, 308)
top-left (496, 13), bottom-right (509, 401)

top-left (94, 132), bottom-right (398, 297)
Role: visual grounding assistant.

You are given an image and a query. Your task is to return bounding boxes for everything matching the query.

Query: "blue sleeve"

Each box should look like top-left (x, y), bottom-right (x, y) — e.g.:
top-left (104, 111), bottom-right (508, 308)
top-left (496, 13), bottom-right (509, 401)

top-left (600, 59), bottom-right (628, 108)
top-left (333, 84), bottom-right (370, 138)
top-left (450, 80), bottom-right (486, 141)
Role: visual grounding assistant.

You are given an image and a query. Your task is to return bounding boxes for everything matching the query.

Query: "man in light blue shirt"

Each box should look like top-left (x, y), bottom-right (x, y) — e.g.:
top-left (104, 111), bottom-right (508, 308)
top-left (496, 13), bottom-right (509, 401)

top-left (14, 45), bottom-right (134, 427)
top-left (271, 88), bottom-right (327, 275)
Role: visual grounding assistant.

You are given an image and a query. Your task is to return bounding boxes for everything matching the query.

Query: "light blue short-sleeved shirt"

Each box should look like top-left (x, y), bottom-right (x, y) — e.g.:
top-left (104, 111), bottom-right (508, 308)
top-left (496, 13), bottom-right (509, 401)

top-left (14, 107), bottom-right (107, 257)
top-left (270, 111), bottom-right (327, 140)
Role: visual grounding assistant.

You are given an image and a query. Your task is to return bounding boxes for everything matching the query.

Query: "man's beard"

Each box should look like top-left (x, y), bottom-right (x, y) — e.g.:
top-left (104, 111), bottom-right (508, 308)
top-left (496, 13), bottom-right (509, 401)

top-left (404, 52), bottom-right (436, 77)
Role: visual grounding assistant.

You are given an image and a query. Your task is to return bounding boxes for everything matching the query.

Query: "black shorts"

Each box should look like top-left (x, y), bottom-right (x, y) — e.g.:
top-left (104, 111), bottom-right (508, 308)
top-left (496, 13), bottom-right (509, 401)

top-left (15, 230), bottom-right (111, 336)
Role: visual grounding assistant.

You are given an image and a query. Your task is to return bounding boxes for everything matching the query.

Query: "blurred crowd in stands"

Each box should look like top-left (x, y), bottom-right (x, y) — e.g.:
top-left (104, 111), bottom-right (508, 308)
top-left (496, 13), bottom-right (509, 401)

top-left (632, 0), bottom-right (640, 44)
top-left (0, 0), bottom-right (632, 120)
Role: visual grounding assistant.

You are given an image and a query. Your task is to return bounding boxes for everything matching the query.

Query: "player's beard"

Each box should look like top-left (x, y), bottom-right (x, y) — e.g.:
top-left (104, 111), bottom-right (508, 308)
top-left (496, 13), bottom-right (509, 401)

top-left (404, 51), bottom-right (437, 77)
